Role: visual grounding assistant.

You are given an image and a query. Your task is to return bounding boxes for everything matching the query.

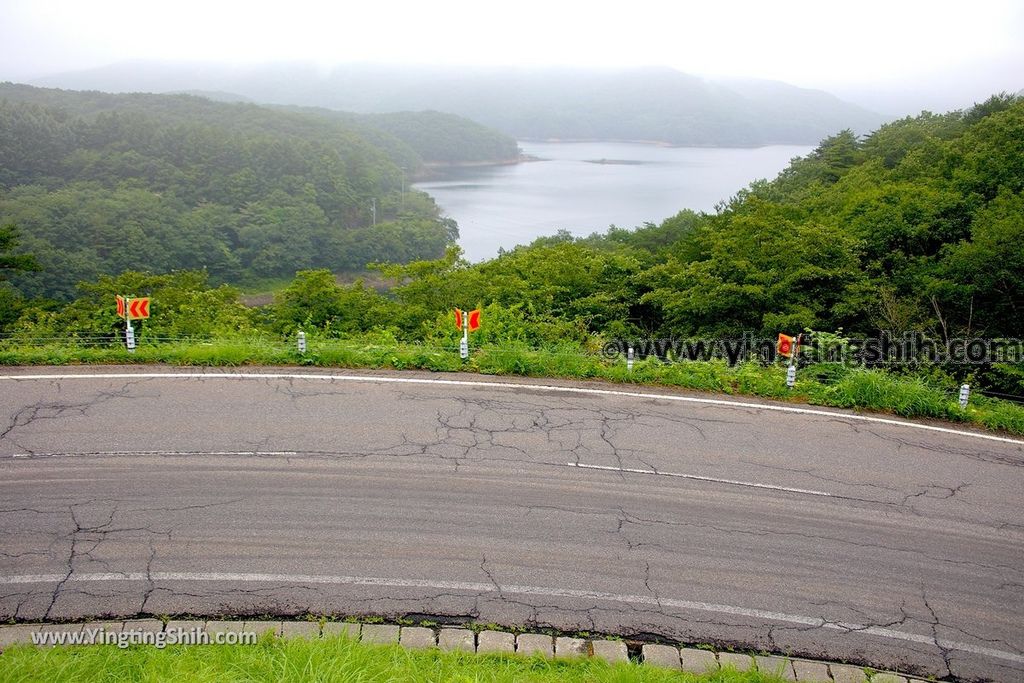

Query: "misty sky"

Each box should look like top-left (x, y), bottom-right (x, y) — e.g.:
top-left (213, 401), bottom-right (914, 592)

top-left (1, 0), bottom-right (1021, 114)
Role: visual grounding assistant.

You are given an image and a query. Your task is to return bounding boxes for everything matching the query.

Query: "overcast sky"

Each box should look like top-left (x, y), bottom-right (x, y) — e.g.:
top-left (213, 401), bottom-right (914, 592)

top-left (1, 0), bottom-right (1021, 114)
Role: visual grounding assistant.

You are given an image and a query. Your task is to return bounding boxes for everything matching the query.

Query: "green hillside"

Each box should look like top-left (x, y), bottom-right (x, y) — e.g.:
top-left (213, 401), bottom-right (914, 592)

top-left (0, 84), bottom-right (513, 299)
top-left (311, 109), bottom-right (520, 164)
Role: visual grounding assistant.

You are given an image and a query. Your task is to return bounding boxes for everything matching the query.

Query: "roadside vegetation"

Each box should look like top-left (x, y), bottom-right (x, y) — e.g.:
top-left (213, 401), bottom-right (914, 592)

top-left (2, 332), bottom-right (1021, 435)
top-left (0, 634), bottom-right (796, 683)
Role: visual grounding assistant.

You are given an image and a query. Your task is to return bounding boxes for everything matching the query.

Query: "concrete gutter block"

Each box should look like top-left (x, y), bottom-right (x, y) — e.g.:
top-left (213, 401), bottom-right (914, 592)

top-left (79, 621), bottom-right (122, 646)
top-left (280, 621), bottom-right (321, 638)
top-left (590, 639), bottom-right (628, 664)
top-left (438, 627), bottom-right (475, 652)
top-left (718, 651), bottom-right (755, 671)
top-left (477, 630), bottom-right (515, 654)
top-left (642, 643), bottom-right (681, 669)
top-left (164, 620), bottom-right (205, 637)
top-left (122, 619), bottom-right (163, 634)
top-left (322, 622), bottom-right (360, 639)
top-left (0, 624), bottom-right (43, 650)
top-left (871, 675), bottom-right (908, 683)
top-left (244, 620), bottom-right (283, 637)
top-left (360, 623), bottom-right (400, 644)
top-left (516, 633), bottom-right (554, 658)
top-left (554, 636), bottom-right (588, 658)
top-left (679, 647), bottom-right (718, 674)
top-left (205, 620), bottom-right (248, 636)
top-left (757, 655), bottom-right (796, 680)
top-left (830, 663), bottom-right (869, 683)
top-left (399, 626), bottom-right (436, 649)
top-left (38, 623), bottom-right (83, 648)
top-left (84, 621), bottom-right (124, 636)
top-left (792, 658), bottom-right (832, 682)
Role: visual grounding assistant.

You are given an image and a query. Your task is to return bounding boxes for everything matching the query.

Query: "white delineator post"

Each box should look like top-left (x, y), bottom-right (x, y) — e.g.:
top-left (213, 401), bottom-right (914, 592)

top-left (627, 346), bottom-right (634, 372)
top-left (460, 313), bottom-right (469, 360)
top-left (297, 330), bottom-right (307, 354)
top-left (786, 334), bottom-right (800, 389)
top-left (959, 383), bottom-right (970, 409)
top-left (122, 296), bottom-right (136, 353)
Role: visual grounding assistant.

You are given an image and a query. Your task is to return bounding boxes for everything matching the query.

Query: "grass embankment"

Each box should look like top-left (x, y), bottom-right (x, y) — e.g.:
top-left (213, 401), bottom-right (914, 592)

top-left (2, 338), bottom-right (1023, 436)
top-left (0, 634), bottom-right (791, 683)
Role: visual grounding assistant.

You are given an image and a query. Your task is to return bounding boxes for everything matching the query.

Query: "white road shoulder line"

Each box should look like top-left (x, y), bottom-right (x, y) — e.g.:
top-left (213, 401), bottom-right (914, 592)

top-left (0, 571), bottom-right (1019, 664)
top-left (11, 450), bottom-right (299, 459)
top-left (3, 371), bottom-right (1023, 447)
top-left (566, 462), bottom-right (833, 497)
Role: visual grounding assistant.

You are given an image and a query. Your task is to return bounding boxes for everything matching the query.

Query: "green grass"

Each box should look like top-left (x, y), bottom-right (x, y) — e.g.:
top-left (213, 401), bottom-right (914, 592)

top-left (0, 634), bottom-right (794, 683)
top-left (2, 337), bottom-right (1023, 436)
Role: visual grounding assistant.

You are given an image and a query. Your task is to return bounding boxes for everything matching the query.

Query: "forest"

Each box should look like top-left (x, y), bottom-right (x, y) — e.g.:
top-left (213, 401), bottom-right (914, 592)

top-left (0, 84), bottom-right (517, 299)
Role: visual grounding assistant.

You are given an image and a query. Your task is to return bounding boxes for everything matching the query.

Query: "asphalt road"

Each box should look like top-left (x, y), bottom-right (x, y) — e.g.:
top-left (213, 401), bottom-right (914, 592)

top-left (1, 367), bottom-right (1022, 681)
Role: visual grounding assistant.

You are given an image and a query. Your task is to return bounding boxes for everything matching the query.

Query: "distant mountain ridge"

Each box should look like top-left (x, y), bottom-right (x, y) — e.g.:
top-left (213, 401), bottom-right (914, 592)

top-left (32, 61), bottom-right (888, 146)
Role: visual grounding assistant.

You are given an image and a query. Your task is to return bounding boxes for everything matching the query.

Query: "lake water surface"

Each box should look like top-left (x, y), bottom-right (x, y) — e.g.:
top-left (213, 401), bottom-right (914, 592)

top-left (415, 141), bottom-right (813, 262)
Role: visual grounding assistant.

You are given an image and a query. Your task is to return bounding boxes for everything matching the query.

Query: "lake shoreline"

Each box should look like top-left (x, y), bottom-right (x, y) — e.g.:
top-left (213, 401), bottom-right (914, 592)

top-left (415, 154), bottom-right (543, 179)
top-left (520, 137), bottom-right (819, 150)
top-left (413, 141), bottom-right (814, 261)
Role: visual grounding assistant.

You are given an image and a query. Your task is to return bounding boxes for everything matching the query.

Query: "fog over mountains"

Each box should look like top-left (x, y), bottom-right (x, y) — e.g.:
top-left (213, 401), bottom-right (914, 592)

top-left (31, 61), bottom-right (888, 147)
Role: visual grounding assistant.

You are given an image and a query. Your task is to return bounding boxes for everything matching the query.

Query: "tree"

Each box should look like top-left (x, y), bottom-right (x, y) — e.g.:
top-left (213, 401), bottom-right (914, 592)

top-left (941, 190), bottom-right (1024, 334)
top-left (271, 269), bottom-right (397, 335)
top-left (0, 224), bottom-right (40, 280)
top-left (640, 200), bottom-right (864, 337)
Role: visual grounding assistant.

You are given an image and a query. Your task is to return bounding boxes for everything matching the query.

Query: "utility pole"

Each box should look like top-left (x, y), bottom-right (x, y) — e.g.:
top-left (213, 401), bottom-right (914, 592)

top-left (400, 167), bottom-right (407, 211)
top-left (371, 198), bottom-right (377, 226)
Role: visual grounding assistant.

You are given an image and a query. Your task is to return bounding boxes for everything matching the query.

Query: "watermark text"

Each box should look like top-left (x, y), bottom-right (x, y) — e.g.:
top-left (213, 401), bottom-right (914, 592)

top-left (601, 333), bottom-right (1024, 366)
top-left (30, 625), bottom-right (258, 649)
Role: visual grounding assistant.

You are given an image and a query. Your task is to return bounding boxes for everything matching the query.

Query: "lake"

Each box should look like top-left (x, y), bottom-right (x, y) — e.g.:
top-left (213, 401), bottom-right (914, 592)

top-left (414, 141), bottom-right (814, 262)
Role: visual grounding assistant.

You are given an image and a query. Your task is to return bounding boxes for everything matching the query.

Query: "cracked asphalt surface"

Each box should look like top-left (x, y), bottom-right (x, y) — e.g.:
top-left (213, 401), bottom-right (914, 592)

top-left (1, 366), bottom-right (1022, 681)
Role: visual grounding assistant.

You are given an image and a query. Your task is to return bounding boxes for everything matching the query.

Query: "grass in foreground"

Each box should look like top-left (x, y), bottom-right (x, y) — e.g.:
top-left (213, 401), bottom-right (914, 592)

top-left (0, 634), bottom-right (794, 683)
top-left (2, 338), bottom-right (1023, 436)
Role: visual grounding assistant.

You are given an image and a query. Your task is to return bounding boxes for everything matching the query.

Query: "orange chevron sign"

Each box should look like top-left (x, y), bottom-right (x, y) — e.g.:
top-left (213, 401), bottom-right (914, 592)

top-left (127, 297), bottom-right (150, 319)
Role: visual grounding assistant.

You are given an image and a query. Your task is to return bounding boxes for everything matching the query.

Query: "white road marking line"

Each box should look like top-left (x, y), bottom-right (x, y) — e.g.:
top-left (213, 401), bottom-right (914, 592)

top-left (8, 450), bottom-right (298, 459)
top-left (566, 462), bottom-right (833, 497)
top-left (3, 371), bottom-right (1022, 447)
top-left (0, 571), bottom-right (1020, 664)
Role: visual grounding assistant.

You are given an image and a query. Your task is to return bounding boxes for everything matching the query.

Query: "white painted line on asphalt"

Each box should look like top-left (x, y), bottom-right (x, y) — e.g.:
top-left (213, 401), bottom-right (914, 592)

top-left (566, 462), bottom-right (833, 497)
top-left (9, 450), bottom-right (299, 459)
top-left (3, 371), bottom-right (1023, 447)
top-left (1, 571), bottom-right (1020, 664)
